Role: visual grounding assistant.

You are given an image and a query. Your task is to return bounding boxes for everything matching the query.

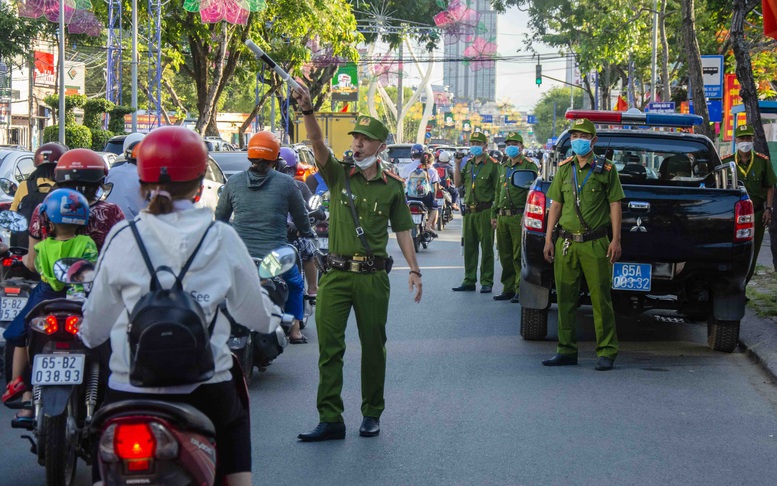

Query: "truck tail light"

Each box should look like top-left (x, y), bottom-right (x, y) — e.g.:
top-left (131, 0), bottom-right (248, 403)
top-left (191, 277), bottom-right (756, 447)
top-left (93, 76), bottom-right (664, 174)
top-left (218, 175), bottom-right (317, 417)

top-left (524, 189), bottom-right (546, 232)
top-left (734, 199), bottom-right (754, 242)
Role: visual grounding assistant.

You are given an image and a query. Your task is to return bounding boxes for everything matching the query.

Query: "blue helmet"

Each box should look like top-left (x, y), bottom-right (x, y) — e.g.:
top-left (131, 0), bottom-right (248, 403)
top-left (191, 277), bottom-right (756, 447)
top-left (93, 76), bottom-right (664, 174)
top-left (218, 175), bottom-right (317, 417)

top-left (411, 143), bottom-right (425, 158)
top-left (41, 188), bottom-right (90, 226)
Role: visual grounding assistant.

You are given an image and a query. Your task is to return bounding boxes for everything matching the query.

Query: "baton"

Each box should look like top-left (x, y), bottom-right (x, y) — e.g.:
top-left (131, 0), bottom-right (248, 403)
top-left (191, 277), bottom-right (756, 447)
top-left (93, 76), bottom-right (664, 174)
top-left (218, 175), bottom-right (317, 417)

top-left (245, 40), bottom-right (302, 91)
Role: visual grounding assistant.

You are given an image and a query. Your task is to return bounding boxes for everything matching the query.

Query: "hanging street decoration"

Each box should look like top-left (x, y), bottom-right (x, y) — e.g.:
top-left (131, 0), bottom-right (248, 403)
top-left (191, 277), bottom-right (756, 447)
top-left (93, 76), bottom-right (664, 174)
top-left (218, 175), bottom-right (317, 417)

top-left (16, 0), bottom-right (102, 36)
top-left (183, 0), bottom-right (267, 26)
top-left (433, 0), bottom-right (498, 72)
top-left (462, 36), bottom-right (498, 71)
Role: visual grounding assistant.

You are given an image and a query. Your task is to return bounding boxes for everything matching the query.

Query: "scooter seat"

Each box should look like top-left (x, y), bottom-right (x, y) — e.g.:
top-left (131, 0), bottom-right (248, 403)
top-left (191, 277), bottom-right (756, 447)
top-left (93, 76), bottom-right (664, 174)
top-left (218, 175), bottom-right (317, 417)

top-left (91, 399), bottom-right (216, 438)
top-left (26, 298), bottom-right (84, 318)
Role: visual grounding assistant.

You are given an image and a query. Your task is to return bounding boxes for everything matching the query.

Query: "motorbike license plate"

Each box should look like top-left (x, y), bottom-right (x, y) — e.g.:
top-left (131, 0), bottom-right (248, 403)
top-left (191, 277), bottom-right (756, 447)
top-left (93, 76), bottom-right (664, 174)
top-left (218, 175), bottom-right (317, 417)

top-left (411, 214), bottom-right (423, 224)
top-left (32, 354), bottom-right (86, 385)
top-left (612, 263), bottom-right (652, 292)
top-left (0, 296), bottom-right (27, 321)
top-left (435, 198), bottom-right (444, 206)
top-left (319, 238), bottom-right (329, 250)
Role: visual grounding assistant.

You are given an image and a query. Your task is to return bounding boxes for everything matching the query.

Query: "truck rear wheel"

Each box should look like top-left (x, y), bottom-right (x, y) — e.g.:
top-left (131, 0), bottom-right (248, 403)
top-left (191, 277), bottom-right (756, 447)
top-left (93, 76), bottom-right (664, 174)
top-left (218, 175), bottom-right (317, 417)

top-left (707, 317), bottom-right (740, 353)
top-left (521, 307), bottom-right (548, 340)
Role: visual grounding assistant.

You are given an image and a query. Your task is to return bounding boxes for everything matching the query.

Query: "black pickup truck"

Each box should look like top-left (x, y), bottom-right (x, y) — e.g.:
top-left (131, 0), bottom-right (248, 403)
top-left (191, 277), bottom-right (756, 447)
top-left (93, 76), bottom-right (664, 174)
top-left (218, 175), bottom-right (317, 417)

top-left (517, 110), bottom-right (755, 352)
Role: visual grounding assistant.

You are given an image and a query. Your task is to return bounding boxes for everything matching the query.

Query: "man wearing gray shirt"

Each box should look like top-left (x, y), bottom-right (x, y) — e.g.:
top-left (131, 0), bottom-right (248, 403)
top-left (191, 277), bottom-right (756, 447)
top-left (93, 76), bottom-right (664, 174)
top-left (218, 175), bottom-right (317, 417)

top-left (215, 131), bottom-right (314, 343)
top-left (105, 133), bottom-right (147, 218)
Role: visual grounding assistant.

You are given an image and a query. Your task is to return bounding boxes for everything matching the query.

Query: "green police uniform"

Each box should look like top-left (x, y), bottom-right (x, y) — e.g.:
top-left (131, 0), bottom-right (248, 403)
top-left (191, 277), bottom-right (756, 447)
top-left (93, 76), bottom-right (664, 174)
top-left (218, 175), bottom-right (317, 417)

top-left (722, 123), bottom-right (777, 283)
top-left (495, 154), bottom-right (538, 295)
top-left (546, 119), bottom-right (625, 359)
top-left (314, 116), bottom-right (415, 423)
top-left (458, 132), bottom-right (501, 287)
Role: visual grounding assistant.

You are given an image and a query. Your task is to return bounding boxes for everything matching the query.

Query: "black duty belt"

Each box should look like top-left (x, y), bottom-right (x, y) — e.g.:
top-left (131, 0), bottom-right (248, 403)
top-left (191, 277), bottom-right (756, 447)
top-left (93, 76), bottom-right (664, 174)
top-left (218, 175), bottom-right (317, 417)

top-left (467, 202), bottom-right (493, 213)
top-left (498, 208), bottom-right (523, 217)
top-left (558, 226), bottom-right (608, 243)
top-left (327, 254), bottom-right (388, 274)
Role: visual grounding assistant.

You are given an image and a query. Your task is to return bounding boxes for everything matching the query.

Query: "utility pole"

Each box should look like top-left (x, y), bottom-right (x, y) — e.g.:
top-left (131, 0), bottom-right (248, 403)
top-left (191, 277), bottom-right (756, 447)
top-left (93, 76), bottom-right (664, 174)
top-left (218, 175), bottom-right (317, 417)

top-left (58, 0), bottom-right (65, 144)
top-left (651, 0), bottom-right (658, 101)
top-left (28, 54), bottom-right (34, 149)
top-left (396, 38), bottom-right (404, 142)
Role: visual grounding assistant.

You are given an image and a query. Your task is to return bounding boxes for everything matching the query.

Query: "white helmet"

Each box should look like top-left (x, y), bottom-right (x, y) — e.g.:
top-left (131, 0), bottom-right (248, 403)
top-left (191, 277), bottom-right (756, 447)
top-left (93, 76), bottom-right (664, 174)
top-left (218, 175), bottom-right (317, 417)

top-left (438, 150), bottom-right (451, 163)
top-left (123, 132), bottom-right (146, 160)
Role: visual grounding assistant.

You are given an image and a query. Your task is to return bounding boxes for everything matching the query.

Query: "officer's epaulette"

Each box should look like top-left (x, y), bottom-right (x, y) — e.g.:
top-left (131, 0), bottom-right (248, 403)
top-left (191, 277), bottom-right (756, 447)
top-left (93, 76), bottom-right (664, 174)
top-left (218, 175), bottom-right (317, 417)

top-left (488, 156), bottom-right (499, 164)
top-left (558, 156), bottom-right (574, 167)
top-left (756, 151), bottom-right (769, 160)
top-left (603, 162), bottom-right (613, 171)
top-left (721, 153), bottom-right (735, 160)
top-left (384, 170), bottom-right (404, 184)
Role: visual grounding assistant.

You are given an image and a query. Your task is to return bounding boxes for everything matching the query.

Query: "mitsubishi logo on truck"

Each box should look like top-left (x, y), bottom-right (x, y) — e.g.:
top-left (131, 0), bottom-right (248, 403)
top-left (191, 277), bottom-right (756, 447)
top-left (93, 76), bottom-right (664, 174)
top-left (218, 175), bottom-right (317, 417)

top-left (630, 217), bottom-right (647, 232)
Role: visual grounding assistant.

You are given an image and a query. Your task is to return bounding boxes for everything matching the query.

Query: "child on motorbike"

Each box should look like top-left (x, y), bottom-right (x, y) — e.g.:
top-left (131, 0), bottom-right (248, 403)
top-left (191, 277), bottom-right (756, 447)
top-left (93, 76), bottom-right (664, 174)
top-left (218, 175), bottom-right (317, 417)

top-left (80, 127), bottom-right (283, 486)
top-left (1, 189), bottom-right (97, 424)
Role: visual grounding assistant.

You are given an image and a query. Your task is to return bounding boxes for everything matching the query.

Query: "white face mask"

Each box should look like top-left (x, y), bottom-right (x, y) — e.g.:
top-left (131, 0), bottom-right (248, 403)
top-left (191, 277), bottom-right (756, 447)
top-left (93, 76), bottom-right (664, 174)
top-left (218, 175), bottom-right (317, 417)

top-left (738, 142), bottom-right (753, 153)
top-left (354, 154), bottom-right (378, 169)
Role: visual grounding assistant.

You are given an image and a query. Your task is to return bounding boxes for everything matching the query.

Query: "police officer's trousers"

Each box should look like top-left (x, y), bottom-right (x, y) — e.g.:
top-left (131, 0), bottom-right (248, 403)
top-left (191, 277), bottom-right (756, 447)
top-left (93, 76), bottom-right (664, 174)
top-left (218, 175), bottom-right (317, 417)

top-left (496, 214), bottom-right (523, 294)
top-left (315, 269), bottom-right (390, 423)
top-left (554, 236), bottom-right (618, 359)
top-left (463, 210), bottom-right (494, 286)
top-left (747, 209), bottom-right (766, 283)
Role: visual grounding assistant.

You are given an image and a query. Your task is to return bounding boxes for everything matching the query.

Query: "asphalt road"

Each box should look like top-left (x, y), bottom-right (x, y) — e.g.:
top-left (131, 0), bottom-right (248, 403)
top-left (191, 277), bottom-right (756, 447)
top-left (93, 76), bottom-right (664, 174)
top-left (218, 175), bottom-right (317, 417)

top-left (1, 215), bottom-right (776, 485)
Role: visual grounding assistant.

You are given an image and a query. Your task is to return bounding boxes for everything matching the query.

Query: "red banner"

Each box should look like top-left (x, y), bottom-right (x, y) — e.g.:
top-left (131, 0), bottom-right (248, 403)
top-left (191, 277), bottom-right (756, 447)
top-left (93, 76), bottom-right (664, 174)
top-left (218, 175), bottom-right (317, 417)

top-left (34, 51), bottom-right (55, 87)
top-left (723, 74), bottom-right (743, 141)
top-left (765, 0), bottom-right (777, 40)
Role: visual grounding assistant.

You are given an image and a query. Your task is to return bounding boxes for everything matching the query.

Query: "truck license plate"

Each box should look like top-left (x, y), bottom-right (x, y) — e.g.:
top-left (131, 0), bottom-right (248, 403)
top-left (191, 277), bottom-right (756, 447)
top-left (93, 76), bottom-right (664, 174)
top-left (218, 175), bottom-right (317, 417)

top-left (319, 238), bottom-right (328, 250)
top-left (0, 297), bottom-right (27, 321)
top-left (32, 354), bottom-right (86, 385)
top-left (612, 263), bottom-right (652, 291)
top-left (411, 214), bottom-right (423, 224)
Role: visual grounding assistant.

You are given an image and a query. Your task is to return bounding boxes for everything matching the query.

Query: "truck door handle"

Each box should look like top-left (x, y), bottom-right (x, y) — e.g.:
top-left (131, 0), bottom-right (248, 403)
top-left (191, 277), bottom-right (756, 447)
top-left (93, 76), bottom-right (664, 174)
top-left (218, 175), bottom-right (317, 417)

top-left (628, 201), bottom-right (650, 211)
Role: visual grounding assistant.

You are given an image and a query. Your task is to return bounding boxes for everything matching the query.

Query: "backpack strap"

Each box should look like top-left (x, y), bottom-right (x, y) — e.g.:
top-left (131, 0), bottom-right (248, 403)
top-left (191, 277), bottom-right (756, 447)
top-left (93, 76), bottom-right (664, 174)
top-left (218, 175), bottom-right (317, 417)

top-left (179, 221), bottom-right (216, 281)
top-left (128, 220), bottom-right (162, 289)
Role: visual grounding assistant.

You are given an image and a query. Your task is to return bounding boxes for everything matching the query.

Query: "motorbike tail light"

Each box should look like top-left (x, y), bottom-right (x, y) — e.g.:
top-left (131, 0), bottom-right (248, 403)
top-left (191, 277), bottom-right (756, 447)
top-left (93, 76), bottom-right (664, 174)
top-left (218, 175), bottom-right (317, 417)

top-left (65, 316), bottom-right (82, 334)
top-left (31, 315), bottom-right (59, 334)
top-left (524, 190), bottom-right (546, 232)
top-left (409, 205), bottom-right (425, 215)
top-left (3, 287), bottom-right (21, 295)
top-left (149, 422), bottom-right (180, 460)
top-left (2, 258), bottom-right (13, 267)
top-left (115, 423), bottom-right (156, 461)
top-left (734, 198), bottom-right (754, 242)
top-left (55, 341), bottom-right (71, 349)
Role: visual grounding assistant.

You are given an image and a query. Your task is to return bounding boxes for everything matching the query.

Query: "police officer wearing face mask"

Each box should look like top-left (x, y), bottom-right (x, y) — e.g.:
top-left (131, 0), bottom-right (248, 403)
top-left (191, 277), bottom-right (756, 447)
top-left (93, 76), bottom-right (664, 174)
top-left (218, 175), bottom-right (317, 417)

top-left (493, 132), bottom-right (537, 302)
top-left (542, 118), bottom-right (625, 371)
top-left (292, 85), bottom-right (422, 442)
top-left (721, 123), bottom-right (777, 285)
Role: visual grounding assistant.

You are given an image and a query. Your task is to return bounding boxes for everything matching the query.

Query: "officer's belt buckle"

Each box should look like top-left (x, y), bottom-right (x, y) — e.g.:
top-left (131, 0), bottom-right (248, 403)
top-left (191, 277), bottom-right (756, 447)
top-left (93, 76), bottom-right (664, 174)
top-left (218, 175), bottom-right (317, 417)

top-left (352, 255), bottom-right (368, 262)
top-left (349, 261), bottom-right (362, 273)
top-left (572, 233), bottom-right (585, 243)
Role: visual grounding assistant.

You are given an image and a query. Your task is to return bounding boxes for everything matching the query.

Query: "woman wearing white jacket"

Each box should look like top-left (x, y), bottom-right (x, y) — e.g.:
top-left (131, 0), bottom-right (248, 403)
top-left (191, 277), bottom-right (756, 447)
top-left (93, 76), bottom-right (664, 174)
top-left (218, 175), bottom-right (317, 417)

top-left (81, 127), bottom-right (280, 486)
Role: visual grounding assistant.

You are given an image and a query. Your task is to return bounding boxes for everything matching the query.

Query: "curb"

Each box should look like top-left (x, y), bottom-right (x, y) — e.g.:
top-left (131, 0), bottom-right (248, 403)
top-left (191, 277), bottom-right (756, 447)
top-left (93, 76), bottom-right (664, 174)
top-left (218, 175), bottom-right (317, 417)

top-left (738, 307), bottom-right (777, 382)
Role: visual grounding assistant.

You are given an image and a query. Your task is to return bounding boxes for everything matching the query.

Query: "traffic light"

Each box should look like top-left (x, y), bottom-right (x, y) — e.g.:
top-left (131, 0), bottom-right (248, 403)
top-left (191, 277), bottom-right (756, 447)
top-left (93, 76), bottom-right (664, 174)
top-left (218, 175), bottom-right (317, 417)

top-left (535, 64), bottom-right (542, 86)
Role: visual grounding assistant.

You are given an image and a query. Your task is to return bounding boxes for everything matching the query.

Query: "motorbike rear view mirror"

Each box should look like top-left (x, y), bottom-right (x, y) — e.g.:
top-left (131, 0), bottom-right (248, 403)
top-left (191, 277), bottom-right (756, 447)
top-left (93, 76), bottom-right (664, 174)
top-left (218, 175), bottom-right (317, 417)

top-left (510, 170), bottom-right (536, 190)
top-left (53, 258), bottom-right (96, 284)
top-left (308, 195), bottom-right (322, 210)
top-left (97, 182), bottom-right (113, 201)
top-left (258, 245), bottom-right (298, 279)
top-left (0, 210), bottom-right (28, 232)
top-left (0, 178), bottom-right (18, 197)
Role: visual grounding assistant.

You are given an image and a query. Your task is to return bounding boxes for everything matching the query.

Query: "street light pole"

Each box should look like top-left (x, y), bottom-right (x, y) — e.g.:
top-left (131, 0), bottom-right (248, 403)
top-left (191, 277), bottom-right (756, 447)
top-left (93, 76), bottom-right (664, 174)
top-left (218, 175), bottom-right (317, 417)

top-left (651, 0), bottom-right (658, 101)
top-left (131, 0), bottom-right (138, 132)
top-left (58, 0), bottom-right (65, 144)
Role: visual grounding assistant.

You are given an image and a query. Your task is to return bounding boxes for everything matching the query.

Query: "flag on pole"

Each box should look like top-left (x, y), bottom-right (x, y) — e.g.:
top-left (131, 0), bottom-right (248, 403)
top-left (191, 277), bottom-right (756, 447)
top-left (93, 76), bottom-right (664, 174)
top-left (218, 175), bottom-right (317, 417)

top-left (614, 96), bottom-right (628, 111)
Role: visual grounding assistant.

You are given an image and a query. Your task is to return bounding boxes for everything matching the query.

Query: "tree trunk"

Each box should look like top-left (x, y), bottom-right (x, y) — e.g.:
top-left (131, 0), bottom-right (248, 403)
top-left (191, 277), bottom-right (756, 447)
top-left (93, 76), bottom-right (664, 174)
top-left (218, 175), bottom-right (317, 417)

top-left (680, 0), bottom-right (712, 138)
top-left (731, 0), bottom-right (769, 157)
top-left (659, 0), bottom-right (671, 101)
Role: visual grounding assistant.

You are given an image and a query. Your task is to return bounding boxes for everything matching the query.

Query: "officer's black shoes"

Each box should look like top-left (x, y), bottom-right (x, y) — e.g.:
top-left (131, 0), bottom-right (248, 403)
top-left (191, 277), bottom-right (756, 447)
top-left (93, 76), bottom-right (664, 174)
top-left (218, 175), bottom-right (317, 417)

top-left (493, 292), bottom-right (515, 301)
top-left (541, 353), bottom-right (578, 366)
top-left (298, 422), bottom-right (346, 442)
top-left (510, 295), bottom-right (520, 304)
top-left (480, 285), bottom-right (493, 293)
top-left (452, 284), bottom-right (476, 291)
top-left (359, 417), bottom-right (380, 437)
top-left (595, 357), bottom-right (615, 371)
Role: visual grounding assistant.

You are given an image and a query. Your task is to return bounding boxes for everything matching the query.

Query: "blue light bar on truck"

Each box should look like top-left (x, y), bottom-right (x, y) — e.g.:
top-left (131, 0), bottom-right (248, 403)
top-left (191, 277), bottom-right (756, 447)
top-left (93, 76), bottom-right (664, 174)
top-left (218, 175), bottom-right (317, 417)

top-left (566, 109), bottom-right (703, 127)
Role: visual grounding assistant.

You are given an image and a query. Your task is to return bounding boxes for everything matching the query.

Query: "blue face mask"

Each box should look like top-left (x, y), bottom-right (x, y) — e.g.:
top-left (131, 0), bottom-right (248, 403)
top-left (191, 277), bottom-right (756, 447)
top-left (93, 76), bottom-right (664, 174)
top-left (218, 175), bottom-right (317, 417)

top-left (505, 146), bottom-right (520, 158)
top-left (570, 138), bottom-right (592, 156)
top-left (469, 146), bottom-right (483, 157)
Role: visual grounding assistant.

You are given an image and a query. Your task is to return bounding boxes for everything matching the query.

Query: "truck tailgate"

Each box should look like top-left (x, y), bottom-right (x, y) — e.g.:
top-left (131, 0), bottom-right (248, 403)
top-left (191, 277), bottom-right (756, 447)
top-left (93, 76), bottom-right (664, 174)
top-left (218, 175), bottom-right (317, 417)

top-left (620, 185), bottom-right (744, 263)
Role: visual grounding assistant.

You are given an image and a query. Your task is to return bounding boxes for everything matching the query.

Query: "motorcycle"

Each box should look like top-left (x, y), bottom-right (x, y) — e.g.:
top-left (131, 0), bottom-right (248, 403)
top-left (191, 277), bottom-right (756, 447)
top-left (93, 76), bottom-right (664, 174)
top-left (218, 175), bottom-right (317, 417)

top-left (87, 247), bottom-right (294, 486)
top-left (408, 200), bottom-right (435, 253)
top-left (227, 245), bottom-right (295, 381)
top-left (435, 189), bottom-right (453, 231)
top-left (4, 251), bottom-right (100, 486)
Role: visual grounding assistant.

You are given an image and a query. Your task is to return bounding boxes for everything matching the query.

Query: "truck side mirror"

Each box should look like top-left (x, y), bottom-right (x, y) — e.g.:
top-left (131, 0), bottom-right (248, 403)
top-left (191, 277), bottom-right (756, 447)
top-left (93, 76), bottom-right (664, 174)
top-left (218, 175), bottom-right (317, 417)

top-left (510, 170), bottom-right (536, 189)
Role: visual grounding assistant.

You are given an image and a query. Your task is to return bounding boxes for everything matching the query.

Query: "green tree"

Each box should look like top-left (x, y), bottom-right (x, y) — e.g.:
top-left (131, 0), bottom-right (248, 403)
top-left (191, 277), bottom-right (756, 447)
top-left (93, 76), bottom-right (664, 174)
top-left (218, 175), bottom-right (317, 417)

top-left (532, 87), bottom-right (585, 145)
top-left (0, 3), bottom-right (51, 67)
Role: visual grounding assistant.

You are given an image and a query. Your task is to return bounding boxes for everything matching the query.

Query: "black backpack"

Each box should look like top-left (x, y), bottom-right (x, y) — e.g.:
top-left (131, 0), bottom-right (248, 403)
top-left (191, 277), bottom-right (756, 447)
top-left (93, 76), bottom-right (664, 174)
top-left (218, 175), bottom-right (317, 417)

top-left (127, 220), bottom-right (217, 387)
top-left (12, 178), bottom-right (53, 248)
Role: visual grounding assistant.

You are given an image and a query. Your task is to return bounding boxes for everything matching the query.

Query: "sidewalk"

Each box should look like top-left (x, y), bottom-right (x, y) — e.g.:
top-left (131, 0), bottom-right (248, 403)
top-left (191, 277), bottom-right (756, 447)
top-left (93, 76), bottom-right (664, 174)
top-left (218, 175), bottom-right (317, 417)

top-left (740, 230), bottom-right (777, 381)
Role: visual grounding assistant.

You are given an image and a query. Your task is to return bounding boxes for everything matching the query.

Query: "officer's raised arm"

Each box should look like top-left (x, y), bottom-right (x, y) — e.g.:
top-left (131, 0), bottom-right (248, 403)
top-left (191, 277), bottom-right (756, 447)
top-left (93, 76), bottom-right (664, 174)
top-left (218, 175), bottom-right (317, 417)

top-left (292, 84), bottom-right (329, 168)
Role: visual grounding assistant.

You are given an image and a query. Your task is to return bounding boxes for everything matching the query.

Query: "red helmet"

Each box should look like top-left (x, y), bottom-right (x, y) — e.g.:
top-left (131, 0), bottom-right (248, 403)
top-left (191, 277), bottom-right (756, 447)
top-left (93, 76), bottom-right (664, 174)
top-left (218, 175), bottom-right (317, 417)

top-left (54, 148), bottom-right (109, 184)
top-left (34, 142), bottom-right (68, 167)
top-left (136, 127), bottom-right (208, 183)
top-left (247, 132), bottom-right (280, 161)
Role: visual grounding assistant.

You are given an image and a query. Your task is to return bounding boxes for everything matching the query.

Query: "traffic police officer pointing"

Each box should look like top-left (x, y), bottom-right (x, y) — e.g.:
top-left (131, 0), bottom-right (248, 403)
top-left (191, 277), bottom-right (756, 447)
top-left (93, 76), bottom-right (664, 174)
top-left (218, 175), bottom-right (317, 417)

top-left (292, 85), bottom-right (422, 442)
top-left (721, 123), bottom-right (776, 285)
top-left (542, 118), bottom-right (625, 371)
top-left (452, 131), bottom-right (501, 293)
top-left (493, 132), bottom-right (537, 302)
